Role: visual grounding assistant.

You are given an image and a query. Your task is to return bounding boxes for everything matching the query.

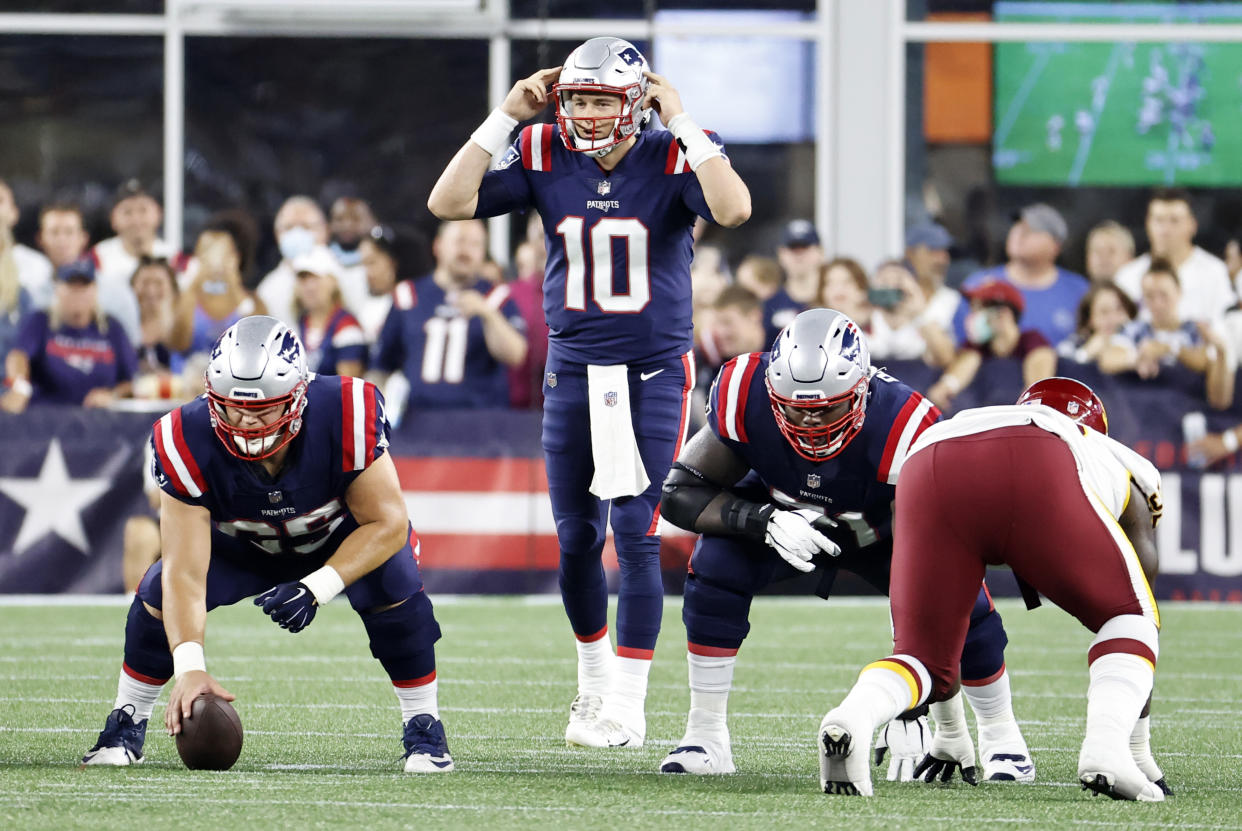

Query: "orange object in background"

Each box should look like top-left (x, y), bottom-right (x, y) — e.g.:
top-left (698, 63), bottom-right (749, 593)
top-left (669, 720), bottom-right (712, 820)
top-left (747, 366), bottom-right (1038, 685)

top-left (924, 12), bottom-right (992, 143)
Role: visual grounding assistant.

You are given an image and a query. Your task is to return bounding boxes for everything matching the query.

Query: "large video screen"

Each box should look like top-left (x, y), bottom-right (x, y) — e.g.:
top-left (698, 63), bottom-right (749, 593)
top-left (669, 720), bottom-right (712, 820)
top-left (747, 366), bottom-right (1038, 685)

top-left (993, 1), bottom-right (1242, 186)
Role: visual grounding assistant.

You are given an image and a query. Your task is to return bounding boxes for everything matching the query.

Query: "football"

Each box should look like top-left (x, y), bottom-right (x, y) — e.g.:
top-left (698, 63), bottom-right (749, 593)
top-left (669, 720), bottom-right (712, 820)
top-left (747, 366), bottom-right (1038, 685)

top-left (175, 694), bottom-right (244, 770)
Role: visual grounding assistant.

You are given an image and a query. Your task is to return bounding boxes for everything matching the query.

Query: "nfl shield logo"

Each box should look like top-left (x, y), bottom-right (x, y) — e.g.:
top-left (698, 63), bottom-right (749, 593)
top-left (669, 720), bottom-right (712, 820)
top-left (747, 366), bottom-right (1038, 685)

top-left (604, 391), bottom-right (619, 407)
top-left (597, 179), bottom-right (611, 196)
top-left (268, 490), bottom-right (283, 504)
top-left (1066, 401), bottom-right (1080, 415)
top-left (546, 372), bottom-right (558, 389)
top-left (806, 473), bottom-right (821, 489)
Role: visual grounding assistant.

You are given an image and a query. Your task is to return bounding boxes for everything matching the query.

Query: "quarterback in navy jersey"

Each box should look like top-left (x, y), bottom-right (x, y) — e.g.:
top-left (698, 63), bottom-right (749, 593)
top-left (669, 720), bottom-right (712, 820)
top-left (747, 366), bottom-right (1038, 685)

top-left (656, 309), bottom-right (1033, 783)
top-left (429, 36), bottom-right (750, 749)
top-left (82, 316), bottom-right (453, 773)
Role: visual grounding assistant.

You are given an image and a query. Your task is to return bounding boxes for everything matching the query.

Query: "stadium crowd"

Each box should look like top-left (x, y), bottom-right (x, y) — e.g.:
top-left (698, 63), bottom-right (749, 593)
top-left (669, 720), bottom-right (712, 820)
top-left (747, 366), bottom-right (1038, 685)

top-left (2, 176), bottom-right (1239, 446)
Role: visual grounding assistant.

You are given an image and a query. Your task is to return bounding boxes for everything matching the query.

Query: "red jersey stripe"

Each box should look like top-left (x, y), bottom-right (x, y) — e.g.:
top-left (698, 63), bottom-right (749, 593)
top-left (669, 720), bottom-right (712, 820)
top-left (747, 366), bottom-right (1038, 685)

top-left (539, 124), bottom-right (553, 171)
top-left (169, 409), bottom-right (206, 493)
top-left (151, 417), bottom-right (189, 498)
top-left (363, 380), bottom-right (378, 465)
top-left (665, 139), bottom-right (681, 175)
top-left (731, 355), bottom-right (760, 443)
top-left (520, 126), bottom-right (533, 169)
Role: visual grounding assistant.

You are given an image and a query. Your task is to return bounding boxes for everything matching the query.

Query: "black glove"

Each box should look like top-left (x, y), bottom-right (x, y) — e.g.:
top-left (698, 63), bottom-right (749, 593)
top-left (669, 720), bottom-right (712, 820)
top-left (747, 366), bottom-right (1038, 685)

top-left (254, 581), bottom-right (317, 633)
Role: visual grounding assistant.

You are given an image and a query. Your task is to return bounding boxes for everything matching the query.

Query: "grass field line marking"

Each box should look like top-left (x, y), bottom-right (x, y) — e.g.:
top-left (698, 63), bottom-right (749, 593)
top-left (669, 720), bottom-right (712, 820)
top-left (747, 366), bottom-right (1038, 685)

top-left (4, 793), bottom-right (1242, 827)
top-left (995, 45), bottom-right (1054, 148)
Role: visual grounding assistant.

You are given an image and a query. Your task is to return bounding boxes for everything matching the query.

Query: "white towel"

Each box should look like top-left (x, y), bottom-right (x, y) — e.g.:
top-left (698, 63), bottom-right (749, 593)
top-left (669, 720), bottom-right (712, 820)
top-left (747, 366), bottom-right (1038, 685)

top-left (587, 364), bottom-right (651, 500)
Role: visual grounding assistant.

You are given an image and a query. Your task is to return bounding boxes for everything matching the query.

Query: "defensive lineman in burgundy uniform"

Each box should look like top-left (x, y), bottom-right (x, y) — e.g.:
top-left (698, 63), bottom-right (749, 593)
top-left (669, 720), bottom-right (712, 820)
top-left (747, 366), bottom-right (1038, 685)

top-left (429, 36), bottom-right (751, 748)
top-left (820, 378), bottom-right (1167, 800)
top-left (82, 316), bottom-right (453, 772)
top-left (658, 309), bottom-right (1032, 780)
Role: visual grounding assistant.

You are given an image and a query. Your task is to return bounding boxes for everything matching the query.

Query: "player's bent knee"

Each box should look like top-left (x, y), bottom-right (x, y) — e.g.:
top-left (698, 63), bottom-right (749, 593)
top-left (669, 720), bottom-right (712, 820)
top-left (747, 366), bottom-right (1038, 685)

top-left (1089, 614), bottom-right (1159, 665)
top-left (361, 591), bottom-right (442, 664)
top-left (683, 573), bottom-right (753, 648)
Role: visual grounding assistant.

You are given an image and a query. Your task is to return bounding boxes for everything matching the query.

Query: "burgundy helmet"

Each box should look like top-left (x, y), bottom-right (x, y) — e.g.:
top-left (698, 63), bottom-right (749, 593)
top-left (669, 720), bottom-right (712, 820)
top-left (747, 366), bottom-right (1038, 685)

top-left (1016, 376), bottom-right (1108, 434)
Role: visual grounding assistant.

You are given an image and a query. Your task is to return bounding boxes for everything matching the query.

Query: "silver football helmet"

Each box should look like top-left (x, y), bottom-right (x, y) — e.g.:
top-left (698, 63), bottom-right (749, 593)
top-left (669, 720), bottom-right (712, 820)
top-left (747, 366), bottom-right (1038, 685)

top-left (766, 308), bottom-right (874, 461)
top-left (552, 37), bottom-right (652, 158)
top-left (205, 315), bottom-right (310, 459)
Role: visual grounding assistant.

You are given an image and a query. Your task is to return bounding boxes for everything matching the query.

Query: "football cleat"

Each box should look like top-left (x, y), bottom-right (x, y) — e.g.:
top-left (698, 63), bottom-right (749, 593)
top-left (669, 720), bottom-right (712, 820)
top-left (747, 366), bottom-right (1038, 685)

top-left (978, 721), bottom-right (1035, 783)
top-left (659, 710), bottom-right (734, 774)
top-left (818, 709), bottom-right (874, 796)
top-left (1078, 743), bottom-right (1164, 802)
top-left (564, 694), bottom-right (644, 748)
top-left (82, 706), bottom-right (147, 767)
top-left (402, 714), bottom-right (454, 773)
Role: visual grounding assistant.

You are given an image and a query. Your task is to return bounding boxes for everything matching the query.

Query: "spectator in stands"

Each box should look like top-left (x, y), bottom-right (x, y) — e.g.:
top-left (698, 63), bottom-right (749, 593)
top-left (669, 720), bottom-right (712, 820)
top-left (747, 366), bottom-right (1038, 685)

top-left (92, 180), bottom-right (174, 345)
top-left (691, 244), bottom-right (730, 310)
top-left (129, 256), bottom-right (189, 400)
top-left (1, 257), bottom-right (136, 412)
top-left (1100, 259), bottom-right (1233, 409)
top-left (36, 203), bottom-right (91, 306)
top-left (1113, 188), bottom-right (1234, 323)
top-left (866, 259), bottom-right (955, 367)
top-left (507, 213), bottom-right (549, 410)
top-left (327, 195), bottom-right (376, 316)
top-left (170, 211), bottom-right (264, 357)
top-left (1226, 237), bottom-right (1241, 289)
top-left (1057, 281), bottom-right (1137, 369)
top-left (927, 279), bottom-right (1055, 410)
top-left (766, 219), bottom-right (824, 344)
top-left (735, 255), bottom-right (783, 304)
top-left (0, 178), bottom-right (53, 311)
top-left (357, 224), bottom-right (404, 343)
top-left (0, 221), bottom-right (33, 384)
top-left (1085, 220), bottom-right (1135, 283)
top-left (819, 257), bottom-right (871, 326)
top-left (691, 285), bottom-right (765, 429)
top-left (957, 203), bottom-right (1088, 346)
top-left (257, 195), bottom-right (330, 326)
top-left (903, 221), bottom-right (959, 334)
top-left (371, 219), bottom-right (526, 414)
top-left (294, 247), bottom-right (366, 378)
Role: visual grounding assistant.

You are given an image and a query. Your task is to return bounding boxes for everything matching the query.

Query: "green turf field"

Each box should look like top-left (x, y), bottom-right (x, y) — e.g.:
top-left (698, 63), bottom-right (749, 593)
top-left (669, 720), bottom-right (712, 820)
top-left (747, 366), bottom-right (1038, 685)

top-left (993, 5), bottom-right (1242, 186)
top-left (1, 596), bottom-right (1240, 830)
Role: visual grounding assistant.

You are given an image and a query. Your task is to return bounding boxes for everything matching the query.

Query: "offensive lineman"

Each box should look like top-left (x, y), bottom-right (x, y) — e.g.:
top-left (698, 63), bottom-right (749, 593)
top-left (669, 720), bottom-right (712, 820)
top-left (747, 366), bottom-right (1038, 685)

top-left (657, 309), bottom-right (1033, 781)
top-left (82, 316), bottom-right (452, 772)
top-left (428, 37), bottom-right (750, 748)
top-left (819, 378), bottom-right (1167, 801)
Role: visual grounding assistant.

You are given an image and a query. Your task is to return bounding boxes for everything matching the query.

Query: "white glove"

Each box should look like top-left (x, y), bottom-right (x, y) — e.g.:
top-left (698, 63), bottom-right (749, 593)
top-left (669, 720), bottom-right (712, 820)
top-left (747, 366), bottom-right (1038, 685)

top-left (764, 508), bottom-right (841, 572)
top-left (916, 694), bottom-right (978, 785)
top-left (874, 714), bottom-right (931, 781)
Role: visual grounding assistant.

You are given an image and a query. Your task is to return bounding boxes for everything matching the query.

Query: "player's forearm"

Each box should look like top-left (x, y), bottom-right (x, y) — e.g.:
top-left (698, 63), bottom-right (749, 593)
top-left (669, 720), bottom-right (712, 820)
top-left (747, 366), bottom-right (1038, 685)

top-left (427, 142), bottom-right (493, 220)
top-left (695, 159), bottom-right (751, 228)
top-left (1205, 351), bottom-right (1234, 411)
top-left (481, 311), bottom-right (528, 367)
top-left (161, 569), bottom-right (208, 651)
top-left (322, 518), bottom-right (410, 586)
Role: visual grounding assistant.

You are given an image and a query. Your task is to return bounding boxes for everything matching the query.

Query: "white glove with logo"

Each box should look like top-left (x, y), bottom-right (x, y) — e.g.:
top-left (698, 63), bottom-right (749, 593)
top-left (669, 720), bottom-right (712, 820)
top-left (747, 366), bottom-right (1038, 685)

top-left (764, 508), bottom-right (841, 572)
top-left (874, 714), bottom-right (931, 781)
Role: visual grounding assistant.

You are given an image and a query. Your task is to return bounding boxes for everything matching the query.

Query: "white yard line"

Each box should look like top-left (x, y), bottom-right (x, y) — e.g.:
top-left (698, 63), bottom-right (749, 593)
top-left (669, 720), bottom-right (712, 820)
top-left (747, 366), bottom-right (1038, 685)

top-left (1069, 42), bottom-right (1125, 185)
top-left (995, 44), bottom-right (1054, 148)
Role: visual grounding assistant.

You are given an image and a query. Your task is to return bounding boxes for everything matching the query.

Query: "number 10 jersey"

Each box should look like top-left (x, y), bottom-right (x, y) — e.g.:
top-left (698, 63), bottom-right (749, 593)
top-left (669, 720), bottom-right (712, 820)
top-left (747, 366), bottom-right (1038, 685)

top-left (474, 123), bottom-right (725, 366)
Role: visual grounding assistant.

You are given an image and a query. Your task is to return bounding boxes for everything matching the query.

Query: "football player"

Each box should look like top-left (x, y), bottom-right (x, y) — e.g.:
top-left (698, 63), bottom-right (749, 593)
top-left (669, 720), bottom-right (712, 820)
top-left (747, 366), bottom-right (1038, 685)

top-left (428, 37), bottom-right (750, 748)
top-left (819, 378), bottom-right (1167, 800)
top-left (82, 316), bottom-right (453, 773)
top-left (657, 309), bottom-right (1031, 781)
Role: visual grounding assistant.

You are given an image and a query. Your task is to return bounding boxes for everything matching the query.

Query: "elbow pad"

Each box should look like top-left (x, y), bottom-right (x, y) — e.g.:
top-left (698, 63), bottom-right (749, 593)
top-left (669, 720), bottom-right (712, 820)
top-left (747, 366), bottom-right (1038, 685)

top-left (661, 463), bottom-right (721, 531)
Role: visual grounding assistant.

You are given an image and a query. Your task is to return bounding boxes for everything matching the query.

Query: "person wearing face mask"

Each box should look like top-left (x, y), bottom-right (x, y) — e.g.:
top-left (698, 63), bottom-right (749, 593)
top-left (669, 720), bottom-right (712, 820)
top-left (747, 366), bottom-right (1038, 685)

top-left (170, 212), bottom-right (265, 358)
top-left (256, 196), bottom-right (330, 327)
top-left (927, 279), bottom-right (1056, 412)
top-left (327, 196), bottom-right (380, 319)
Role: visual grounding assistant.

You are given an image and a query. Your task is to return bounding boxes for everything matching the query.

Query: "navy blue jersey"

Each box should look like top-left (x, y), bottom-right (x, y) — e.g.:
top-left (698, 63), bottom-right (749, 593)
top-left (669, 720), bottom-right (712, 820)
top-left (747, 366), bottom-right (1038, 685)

top-left (299, 307), bottom-right (367, 376)
top-left (707, 352), bottom-right (940, 542)
top-left (150, 374), bottom-right (389, 563)
top-left (474, 123), bottom-right (723, 365)
top-left (373, 276), bottom-right (525, 409)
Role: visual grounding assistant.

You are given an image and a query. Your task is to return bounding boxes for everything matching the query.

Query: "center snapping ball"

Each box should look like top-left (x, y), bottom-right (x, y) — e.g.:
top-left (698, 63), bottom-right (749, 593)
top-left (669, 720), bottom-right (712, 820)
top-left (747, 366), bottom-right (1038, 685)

top-left (175, 693), bottom-right (244, 770)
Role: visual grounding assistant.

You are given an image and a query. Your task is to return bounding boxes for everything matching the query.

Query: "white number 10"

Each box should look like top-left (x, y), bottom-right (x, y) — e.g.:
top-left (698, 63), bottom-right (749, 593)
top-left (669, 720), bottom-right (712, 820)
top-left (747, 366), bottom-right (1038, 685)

top-left (556, 216), bottom-right (650, 313)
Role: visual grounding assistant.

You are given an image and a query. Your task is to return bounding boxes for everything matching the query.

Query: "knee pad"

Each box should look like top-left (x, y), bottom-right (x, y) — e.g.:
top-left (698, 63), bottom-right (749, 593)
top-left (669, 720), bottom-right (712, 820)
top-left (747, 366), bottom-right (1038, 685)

top-left (960, 592), bottom-right (1008, 683)
top-left (361, 591), bottom-right (442, 680)
top-left (123, 596), bottom-right (173, 683)
top-left (682, 572), bottom-right (753, 651)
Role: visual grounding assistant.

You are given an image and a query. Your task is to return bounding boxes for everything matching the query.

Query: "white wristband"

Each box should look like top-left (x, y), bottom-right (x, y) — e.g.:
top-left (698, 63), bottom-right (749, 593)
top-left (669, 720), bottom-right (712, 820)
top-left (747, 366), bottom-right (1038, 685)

top-left (7, 377), bottom-right (31, 397)
top-left (470, 108), bottom-right (518, 156)
top-left (302, 565), bottom-right (345, 605)
top-left (172, 641), bottom-right (206, 679)
top-left (1223, 429), bottom-right (1239, 454)
top-left (667, 113), bottom-right (723, 171)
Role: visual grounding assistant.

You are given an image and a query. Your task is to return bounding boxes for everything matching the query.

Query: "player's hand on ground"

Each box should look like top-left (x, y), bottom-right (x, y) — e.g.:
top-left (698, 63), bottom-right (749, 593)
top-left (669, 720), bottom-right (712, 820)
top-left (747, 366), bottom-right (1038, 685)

top-left (254, 580), bottom-right (318, 632)
top-left (501, 67), bottom-right (561, 121)
top-left (874, 712), bottom-right (931, 782)
top-left (764, 508), bottom-right (841, 572)
top-left (165, 670), bottom-right (234, 736)
top-left (913, 727), bottom-right (978, 786)
top-left (642, 71), bottom-right (684, 125)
